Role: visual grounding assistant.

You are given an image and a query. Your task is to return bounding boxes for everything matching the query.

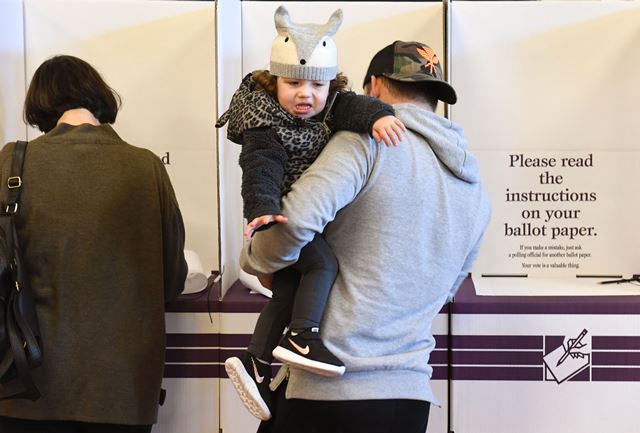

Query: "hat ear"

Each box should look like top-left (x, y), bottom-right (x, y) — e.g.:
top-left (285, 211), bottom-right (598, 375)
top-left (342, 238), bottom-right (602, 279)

top-left (274, 5), bottom-right (291, 35)
top-left (322, 9), bottom-right (343, 37)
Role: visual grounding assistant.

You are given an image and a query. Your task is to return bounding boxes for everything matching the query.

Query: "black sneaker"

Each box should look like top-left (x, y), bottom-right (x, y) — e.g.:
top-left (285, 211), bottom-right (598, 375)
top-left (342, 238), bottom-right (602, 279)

top-left (224, 351), bottom-right (272, 420)
top-left (272, 328), bottom-right (345, 377)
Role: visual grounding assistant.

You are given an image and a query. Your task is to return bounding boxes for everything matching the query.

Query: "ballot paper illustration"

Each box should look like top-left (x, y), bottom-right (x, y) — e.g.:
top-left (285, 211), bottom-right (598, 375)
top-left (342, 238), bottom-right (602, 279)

top-left (543, 329), bottom-right (590, 384)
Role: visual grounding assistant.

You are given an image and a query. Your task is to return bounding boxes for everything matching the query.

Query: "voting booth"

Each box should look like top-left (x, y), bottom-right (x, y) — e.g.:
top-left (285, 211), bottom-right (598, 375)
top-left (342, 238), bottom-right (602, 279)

top-left (217, 2), bottom-right (449, 432)
top-left (0, 1), bottom-right (219, 432)
top-left (450, 2), bottom-right (640, 432)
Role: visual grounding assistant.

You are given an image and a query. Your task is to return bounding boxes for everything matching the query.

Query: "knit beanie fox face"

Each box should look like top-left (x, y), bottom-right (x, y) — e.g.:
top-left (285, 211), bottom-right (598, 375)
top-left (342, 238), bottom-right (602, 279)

top-left (270, 6), bottom-right (343, 81)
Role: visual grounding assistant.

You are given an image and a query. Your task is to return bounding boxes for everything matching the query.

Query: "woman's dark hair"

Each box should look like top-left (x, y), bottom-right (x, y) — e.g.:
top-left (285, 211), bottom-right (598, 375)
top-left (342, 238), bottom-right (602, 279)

top-left (24, 55), bottom-right (121, 132)
top-left (252, 70), bottom-right (350, 97)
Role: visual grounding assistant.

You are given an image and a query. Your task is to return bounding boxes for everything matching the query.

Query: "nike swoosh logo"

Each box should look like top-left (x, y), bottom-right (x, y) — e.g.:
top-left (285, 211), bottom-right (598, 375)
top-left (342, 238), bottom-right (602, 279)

top-left (288, 338), bottom-right (310, 355)
top-left (251, 358), bottom-right (264, 384)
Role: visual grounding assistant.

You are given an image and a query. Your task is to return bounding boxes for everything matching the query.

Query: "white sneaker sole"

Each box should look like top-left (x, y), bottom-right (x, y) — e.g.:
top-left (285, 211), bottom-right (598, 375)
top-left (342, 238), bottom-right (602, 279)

top-left (272, 346), bottom-right (346, 377)
top-left (224, 357), bottom-right (271, 421)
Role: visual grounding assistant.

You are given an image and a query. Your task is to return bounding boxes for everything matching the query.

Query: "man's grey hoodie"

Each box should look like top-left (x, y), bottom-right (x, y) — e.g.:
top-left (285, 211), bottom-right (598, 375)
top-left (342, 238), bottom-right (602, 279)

top-left (242, 103), bottom-right (491, 403)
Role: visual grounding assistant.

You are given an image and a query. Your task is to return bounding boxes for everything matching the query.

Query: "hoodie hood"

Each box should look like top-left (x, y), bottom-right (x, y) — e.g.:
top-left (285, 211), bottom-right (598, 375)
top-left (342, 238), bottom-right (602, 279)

top-left (393, 103), bottom-right (480, 183)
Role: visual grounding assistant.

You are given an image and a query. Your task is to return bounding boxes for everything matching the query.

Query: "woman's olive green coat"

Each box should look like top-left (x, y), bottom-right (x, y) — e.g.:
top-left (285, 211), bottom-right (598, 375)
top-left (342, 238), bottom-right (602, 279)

top-left (0, 123), bottom-right (187, 425)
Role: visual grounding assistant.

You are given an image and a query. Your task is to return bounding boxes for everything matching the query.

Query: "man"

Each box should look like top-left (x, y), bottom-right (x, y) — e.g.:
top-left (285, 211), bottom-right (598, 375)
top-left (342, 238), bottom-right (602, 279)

top-left (241, 40), bottom-right (491, 433)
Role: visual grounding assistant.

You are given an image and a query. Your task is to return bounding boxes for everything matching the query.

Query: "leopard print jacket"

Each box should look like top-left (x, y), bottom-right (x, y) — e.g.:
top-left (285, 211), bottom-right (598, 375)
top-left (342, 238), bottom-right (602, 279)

top-left (216, 73), bottom-right (394, 221)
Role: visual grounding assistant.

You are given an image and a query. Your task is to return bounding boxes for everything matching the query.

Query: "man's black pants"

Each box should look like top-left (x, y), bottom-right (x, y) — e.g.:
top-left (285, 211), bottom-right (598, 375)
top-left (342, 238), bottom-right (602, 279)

top-left (259, 398), bottom-right (431, 433)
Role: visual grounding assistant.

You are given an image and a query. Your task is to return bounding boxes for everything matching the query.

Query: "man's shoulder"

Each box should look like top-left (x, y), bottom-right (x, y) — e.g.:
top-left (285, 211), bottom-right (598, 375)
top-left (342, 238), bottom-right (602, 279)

top-left (325, 130), bottom-right (379, 168)
top-left (329, 129), bottom-right (374, 148)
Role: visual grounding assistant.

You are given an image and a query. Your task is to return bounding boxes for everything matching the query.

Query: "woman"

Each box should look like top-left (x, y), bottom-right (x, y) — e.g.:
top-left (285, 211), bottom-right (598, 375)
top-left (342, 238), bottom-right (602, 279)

top-left (0, 55), bottom-right (187, 433)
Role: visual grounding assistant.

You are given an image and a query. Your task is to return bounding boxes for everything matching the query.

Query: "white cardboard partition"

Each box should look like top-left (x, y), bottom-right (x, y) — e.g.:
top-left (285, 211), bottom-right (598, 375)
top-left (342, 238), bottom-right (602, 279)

top-left (450, 1), bottom-right (640, 294)
top-left (216, 0), bottom-right (244, 295)
top-left (0, 0), bottom-right (27, 143)
top-left (23, 0), bottom-right (219, 275)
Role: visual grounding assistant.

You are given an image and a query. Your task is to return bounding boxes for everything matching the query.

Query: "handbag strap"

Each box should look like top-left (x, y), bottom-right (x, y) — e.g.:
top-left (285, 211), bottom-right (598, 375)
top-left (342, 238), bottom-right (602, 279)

top-left (5, 140), bottom-right (28, 215)
top-left (0, 139), bottom-right (41, 401)
top-left (1, 296), bottom-right (40, 401)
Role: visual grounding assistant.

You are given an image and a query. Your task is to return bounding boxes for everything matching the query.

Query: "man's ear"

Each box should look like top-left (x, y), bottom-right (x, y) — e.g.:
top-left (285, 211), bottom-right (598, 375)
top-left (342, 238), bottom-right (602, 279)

top-left (369, 75), bottom-right (381, 98)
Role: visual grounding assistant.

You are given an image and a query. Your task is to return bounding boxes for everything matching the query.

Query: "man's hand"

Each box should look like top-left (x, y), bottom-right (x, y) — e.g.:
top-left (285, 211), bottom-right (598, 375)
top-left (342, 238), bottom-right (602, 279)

top-left (244, 214), bottom-right (289, 239)
top-left (371, 115), bottom-right (406, 147)
top-left (257, 273), bottom-right (274, 289)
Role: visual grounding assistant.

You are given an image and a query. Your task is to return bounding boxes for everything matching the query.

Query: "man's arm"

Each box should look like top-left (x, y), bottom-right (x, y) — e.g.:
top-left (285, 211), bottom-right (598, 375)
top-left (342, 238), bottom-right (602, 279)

top-left (240, 130), bottom-right (374, 275)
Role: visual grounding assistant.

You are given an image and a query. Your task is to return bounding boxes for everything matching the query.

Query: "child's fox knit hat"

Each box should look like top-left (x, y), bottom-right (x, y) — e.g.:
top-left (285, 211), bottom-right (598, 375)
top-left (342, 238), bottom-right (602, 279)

top-left (270, 6), bottom-right (343, 81)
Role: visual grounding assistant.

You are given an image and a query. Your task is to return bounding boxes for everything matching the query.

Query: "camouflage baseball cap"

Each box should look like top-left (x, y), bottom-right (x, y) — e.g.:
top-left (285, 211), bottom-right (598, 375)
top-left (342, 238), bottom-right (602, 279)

top-left (363, 40), bottom-right (457, 105)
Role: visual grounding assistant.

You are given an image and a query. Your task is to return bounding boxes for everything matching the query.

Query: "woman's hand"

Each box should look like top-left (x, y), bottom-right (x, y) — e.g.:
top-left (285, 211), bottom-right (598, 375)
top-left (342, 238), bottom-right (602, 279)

top-left (372, 115), bottom-right (406, 147)
top-left (244, 214), bottom-right (289, 239)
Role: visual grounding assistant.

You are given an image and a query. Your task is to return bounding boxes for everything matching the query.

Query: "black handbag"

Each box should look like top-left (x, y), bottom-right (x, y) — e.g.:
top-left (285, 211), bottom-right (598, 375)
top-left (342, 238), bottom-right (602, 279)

top-left (0, 140), bottom-right (42, 401)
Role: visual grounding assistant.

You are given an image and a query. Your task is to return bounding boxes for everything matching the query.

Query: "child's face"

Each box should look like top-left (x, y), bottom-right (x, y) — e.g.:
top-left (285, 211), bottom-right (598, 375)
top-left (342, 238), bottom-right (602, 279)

top-left (276, 77), bottom-right (330, 119)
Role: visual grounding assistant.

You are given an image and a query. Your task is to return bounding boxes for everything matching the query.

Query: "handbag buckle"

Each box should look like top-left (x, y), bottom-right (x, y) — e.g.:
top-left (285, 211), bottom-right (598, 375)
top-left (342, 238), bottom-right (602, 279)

top-left (7, 176), bottom-right (22, 189)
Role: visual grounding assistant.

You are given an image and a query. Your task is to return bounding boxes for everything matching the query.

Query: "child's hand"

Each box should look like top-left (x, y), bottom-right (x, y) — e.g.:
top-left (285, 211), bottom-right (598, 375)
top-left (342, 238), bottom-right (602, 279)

top-left (372, 115), bottom-right (406, 147)
top-left (244, 214), bottom-right (289, 239)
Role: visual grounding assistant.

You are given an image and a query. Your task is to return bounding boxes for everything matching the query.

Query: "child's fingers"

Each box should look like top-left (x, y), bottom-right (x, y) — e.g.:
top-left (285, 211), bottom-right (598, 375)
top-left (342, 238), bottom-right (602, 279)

top-left (244, 225), bottom-right (255, 239)
top-left (244, 215), bottom-right (287, 239)
top-left (258, 215), bottom-right (272, 226)
top-left (379, 130), bottom-right (392, 147)
top-left (392, 124), bottom-right (405, 143)
top-left (385, 127), bottom-right (400, 147)
top-left (372, 130), bottom-right (381, 144)
top-left (244, 218), bottom-right (264, 238)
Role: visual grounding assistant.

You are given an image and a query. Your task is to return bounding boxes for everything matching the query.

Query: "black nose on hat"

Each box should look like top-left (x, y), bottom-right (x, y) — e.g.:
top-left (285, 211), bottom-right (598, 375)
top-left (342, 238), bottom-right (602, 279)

top-left (300, 59), bottom-right (306, 65)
